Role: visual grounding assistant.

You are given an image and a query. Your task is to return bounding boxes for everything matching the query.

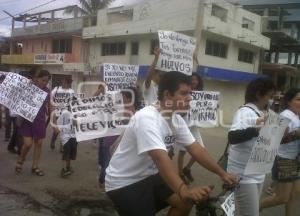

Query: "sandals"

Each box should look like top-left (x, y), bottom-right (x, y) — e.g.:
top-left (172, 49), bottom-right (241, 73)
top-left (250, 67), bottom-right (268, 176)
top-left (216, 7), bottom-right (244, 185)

top-left (32, 168), bottom-right (45, 176)
top-left (15, 160), bottom-right (23, 174)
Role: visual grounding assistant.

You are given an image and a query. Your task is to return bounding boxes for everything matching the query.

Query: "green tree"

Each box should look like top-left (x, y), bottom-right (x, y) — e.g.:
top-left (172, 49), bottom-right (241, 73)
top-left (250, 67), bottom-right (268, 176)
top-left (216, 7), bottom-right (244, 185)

top-left (65, 0), bottom-right (113, 26)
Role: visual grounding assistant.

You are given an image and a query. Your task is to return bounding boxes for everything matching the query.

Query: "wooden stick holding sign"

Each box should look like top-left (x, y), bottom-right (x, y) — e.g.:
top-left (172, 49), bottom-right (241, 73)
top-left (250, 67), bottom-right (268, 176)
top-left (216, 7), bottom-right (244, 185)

top-left (0, 73), bottom-right (47, 122)
top-left (156, 30), bottom-right (196, 75)
top-left (244, 110), bottom-right (289, 175)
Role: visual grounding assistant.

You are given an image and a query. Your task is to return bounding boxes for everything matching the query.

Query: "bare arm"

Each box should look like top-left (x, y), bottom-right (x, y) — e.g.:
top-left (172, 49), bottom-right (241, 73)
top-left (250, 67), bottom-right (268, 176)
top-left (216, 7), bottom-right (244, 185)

top-left (149, 149), bottom-right (212, 202)
top-left (186, 142), bottom-right (236, 185)
top-left (145, 48), bottom-right (160, 88)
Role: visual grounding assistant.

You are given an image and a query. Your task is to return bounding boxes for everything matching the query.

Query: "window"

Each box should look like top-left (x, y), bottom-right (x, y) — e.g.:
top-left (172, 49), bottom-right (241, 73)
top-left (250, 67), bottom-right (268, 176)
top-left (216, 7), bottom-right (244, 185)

top-left (211, 4), bottom-right (228, 22)
top-left (242, 18), bottom-right (255, 31)
top-left (205, 40), bottom-right (228, 58)
top-left (52, 39), bottom-right (72, 53)
top-left (102, 42), bottom-right (126, 56)
top-left (150, 39), bottom-right (159, 54)
top-left (238, 49), bottom-right (254, 64)
top-left (131, 42), bottom-right (139, 55)
top-left (268, 21), bottom-right (278, 30)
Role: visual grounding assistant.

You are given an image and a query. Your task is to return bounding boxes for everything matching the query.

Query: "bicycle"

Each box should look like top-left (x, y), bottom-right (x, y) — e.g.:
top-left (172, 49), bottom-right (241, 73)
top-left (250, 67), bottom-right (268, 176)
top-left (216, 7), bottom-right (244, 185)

top-left (191, 183), bottom-right (239, 216)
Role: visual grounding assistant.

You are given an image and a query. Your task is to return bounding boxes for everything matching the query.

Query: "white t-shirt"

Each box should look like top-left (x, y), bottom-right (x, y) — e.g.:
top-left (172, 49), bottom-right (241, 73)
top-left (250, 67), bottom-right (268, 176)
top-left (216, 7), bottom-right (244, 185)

top-left (57, 111), bottom-right (76, 145)
top-left (227, 103), bottom-right (265, 184)
top-left (278, 109), bottom-right (300, 159)
top-left (142, 81), bottom-right (158, 105)
top-left (105, 106), bottom-right (195, 192)
top-left (51, 86), bottom-right (75, 116)
top-left (179, 116), bottom-right (205, 151)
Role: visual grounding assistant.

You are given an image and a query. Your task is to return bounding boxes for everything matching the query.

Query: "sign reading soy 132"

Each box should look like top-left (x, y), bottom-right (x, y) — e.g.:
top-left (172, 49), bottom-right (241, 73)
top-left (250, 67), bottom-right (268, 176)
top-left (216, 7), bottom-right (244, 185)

top-left (156, 30), bottom-right (196, 75)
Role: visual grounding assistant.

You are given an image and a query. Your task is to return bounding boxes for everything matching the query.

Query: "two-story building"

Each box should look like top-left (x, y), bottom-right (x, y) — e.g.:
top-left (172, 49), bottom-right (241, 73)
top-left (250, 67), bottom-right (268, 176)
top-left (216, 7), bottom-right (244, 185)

top-left (83, 0), bottom-right (270, 124)
top-left (1, 6), bottom-right (89, 90)
top-left (233, 0), bottom-right (300, 92)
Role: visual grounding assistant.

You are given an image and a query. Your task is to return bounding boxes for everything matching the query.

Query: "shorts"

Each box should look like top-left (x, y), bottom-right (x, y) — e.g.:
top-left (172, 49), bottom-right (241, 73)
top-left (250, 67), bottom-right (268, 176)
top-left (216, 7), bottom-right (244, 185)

top-left (272, 156), bottom-right (300, 182)
top-left (106, 173), bottom-right (174, 216)
top-left (62, 138), bottom-right (78, 161)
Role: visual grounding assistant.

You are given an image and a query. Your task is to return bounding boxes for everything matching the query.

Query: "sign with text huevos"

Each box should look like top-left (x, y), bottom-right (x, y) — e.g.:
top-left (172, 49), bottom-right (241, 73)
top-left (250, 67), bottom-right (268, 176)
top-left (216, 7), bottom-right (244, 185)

top-left (187, 91), bottom-right (219, 127)
top-left (70, 93), bottom-right (127, 142)
top-left (103, 63), bottom-right (139, 91)
top-left (0, 73), bottom-right (47, 122)
top-left (157, 30), bottom-right (196, 75)
top-left (244, 110), bottom-right (289, 175)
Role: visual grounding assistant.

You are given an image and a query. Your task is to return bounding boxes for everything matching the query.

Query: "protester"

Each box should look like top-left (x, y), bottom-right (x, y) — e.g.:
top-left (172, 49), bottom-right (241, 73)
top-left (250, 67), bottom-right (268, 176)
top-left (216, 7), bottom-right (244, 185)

top-left (178, 72), bottom-right (204, 184)
top-left (142, 47), bottom-right (164, 105)
top-left (227, 77), bottom-right (275, 216)
top-left (98, 87), bottom-right (140, 187)
top-left (260, 88), bottom-right (300, 216)
top-left (15, 70), bottom-right (53, 176)
top-left (105, 71), bottom-right (236, 216)
top-left (57, 108), bottom-right (78, 178)
top-left (0, 75), bottom-right (5, 130)
top-left (50, 77), bottom-right (75, 150)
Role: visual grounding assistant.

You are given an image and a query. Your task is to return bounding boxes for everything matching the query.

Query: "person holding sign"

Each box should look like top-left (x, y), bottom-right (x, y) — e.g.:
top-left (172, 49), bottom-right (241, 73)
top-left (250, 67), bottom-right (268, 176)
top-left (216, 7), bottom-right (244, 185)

top-left (15, 70), bottom-right (53, 176)
top-left (142, 47), bottom-right (164, 105)
top-left (260, 88), bottom-right (300, 216)
top-left (105, 71), bottom-right (236, 216)
top-left (227, 78), bottom-right (275, 216)
top-left (178, 72), bottom-right (204, 184)
top-left (50, 77), bottom-right (75, 150)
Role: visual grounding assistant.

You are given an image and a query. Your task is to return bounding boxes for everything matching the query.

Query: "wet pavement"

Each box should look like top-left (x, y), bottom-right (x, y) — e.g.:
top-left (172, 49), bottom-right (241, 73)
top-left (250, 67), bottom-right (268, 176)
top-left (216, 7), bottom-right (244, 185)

top-left (0, 126), bottom-right (298, 215)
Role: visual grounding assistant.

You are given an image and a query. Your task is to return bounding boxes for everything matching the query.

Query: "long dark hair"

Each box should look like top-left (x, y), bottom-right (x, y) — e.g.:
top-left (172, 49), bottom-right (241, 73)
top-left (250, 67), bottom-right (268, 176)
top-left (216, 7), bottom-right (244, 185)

top-left (283, 88), bottom-right (300, 110)
top-left (245, 78), bottom-right (275, 103)
top-left (192, 72), bottom-right (203, 91)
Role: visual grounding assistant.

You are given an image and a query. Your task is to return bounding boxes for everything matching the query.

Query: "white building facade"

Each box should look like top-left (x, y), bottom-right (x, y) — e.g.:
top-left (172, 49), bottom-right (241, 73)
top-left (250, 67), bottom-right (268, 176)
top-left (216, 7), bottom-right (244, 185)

top-left (83, 0), bottom-right (270, 124)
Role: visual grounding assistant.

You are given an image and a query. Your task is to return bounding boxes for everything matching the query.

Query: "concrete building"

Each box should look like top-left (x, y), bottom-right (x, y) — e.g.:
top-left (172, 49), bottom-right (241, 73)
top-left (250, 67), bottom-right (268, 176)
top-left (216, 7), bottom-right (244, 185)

top-left (230, 0), bottom-right (300, 92)
top-left (0, 6), bottom-right (89, 91)
top-left (83, 0), bottom-right (270, 124)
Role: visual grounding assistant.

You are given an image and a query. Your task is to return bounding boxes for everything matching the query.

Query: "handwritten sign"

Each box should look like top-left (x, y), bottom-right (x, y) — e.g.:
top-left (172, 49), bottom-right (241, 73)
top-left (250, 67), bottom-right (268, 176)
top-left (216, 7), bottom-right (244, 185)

top-left (70, 93), bottom-right (127, 142)
top-left (244, 110), bottom-right (289, 175)
top-left (221, 192), bottom-right (235, 216)
top-left (0, 73), bottom-right (47, 122)
top-left (156, 30), bottom-right (196, 75)
top-left (187, 91), bottom-right (219, 127)
top-left (103, 63), bottom-right (139, 91)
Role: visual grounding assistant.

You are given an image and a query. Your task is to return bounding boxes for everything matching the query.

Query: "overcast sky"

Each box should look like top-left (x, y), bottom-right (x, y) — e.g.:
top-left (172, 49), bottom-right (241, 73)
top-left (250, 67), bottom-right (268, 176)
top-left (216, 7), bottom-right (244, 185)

top-left (0, 0), bottom-right (143, 36)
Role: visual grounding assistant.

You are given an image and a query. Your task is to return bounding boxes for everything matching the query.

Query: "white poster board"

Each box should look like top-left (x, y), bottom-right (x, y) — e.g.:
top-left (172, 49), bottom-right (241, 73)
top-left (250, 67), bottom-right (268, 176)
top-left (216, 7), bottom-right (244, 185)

top-left (103, 63), bottom-right (139, 91)
top-left (221, 192), bottom-right (235, 216)
top-left (0, 73), bottom-right (47, 122)
top-left (156, 30), bottom-right (196, 75)
top-left (244, 110), bottom-right (289, 175)
top-left (187, 91), bottom-right (219, 127)
top-left (70, 93), bottom-right (127, 142)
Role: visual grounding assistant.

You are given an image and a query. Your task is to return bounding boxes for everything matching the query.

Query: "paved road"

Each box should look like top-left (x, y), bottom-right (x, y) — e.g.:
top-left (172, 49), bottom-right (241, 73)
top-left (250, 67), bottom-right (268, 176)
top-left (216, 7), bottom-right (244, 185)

top-left (0, 126), bottom-right (298, 215)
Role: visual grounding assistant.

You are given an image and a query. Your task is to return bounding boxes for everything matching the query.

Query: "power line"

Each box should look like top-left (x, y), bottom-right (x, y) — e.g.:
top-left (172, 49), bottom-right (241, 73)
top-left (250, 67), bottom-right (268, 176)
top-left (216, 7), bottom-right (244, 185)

top-left (0, 0), bottom-right (57, 22)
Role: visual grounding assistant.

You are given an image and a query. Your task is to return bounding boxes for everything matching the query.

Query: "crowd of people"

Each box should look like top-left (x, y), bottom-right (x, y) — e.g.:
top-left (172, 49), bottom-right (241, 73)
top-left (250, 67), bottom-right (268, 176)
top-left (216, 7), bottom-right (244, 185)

top-left (0, 47), bottom-right (299, 216)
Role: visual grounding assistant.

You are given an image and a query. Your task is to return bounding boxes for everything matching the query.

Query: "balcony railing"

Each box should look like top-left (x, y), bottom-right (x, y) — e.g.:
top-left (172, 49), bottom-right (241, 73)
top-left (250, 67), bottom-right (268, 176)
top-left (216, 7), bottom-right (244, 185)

top-left (1, 53), bottom-right (81, 65)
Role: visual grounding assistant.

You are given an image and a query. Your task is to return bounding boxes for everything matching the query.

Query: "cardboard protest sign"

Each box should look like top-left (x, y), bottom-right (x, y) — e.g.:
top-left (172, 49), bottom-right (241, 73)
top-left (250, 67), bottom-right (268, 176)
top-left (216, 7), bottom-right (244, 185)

top-left (103, 63), bottom-right (139, 91)
top-left (70, 92), bottom-right (127, 142)
top-left (244, 110), bottom-right (289, 175)
top-left (0, 73), bottom-right (47, 122)
top-left (156, 30), bottom-right (196, 75)
top-left (221, 192), bottom-right (235, 216)
top-left (187, 91), bottom-right (219, 127)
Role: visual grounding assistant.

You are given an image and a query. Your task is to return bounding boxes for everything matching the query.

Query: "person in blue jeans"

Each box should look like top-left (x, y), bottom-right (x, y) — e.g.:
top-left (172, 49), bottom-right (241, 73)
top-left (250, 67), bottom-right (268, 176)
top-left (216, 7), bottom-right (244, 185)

top-left (98, 87), bottom-right (141, 186)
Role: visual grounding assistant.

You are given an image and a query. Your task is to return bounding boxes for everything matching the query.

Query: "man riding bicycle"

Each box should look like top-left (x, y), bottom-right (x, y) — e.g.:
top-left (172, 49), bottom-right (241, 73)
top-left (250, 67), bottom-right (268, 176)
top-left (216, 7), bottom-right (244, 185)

top-left (105, 71), bottom-right (236, 216)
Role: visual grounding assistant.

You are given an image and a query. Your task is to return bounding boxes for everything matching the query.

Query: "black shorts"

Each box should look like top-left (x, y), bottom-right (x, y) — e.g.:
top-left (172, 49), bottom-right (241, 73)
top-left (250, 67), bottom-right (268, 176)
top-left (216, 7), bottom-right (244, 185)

top-left (106, 173), bottom-right (174, 216)
top-left (62, 138), bottom-right (77, 161)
